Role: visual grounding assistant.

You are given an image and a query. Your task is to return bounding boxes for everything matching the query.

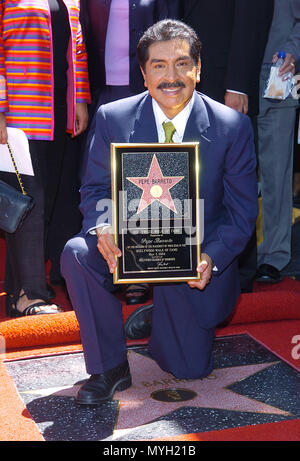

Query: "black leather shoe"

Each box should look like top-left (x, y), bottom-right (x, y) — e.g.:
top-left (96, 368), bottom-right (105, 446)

top-left (255, 264), bottom-right (282, 283)
top-left (124, 303), bottom-right (153, 340)
top-left (75, 360), bottom-right (132, 405)
top-left (125, 284), bottom-right (150, 305)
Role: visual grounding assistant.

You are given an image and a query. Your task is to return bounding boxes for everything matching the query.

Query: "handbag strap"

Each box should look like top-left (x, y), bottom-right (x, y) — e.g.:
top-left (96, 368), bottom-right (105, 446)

top-left (6, 141), bottom-right (27, 196)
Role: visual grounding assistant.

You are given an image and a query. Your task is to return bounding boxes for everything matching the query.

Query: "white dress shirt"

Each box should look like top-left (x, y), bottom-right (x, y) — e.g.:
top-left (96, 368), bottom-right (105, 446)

top-left (152, 92), bottom-right (195, 143)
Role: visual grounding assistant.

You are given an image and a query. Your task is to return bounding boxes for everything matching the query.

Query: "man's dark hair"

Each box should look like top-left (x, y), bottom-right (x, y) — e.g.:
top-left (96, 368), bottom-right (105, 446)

top-left (137, 19), bottom-right (202, 70)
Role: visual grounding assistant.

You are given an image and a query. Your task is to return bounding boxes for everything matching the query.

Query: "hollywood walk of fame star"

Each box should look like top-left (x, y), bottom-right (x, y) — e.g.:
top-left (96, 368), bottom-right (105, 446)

top-left (113, 352), bottom-right (290, 431)
top-left (126, 154), bottom-right (184, 214)
top-left (21, 351), bottom-right (291, 434)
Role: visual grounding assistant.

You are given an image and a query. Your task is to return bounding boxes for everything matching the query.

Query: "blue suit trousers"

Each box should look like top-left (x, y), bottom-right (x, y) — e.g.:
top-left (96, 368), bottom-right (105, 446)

top-left (61, 232), bottom-right (215, 379)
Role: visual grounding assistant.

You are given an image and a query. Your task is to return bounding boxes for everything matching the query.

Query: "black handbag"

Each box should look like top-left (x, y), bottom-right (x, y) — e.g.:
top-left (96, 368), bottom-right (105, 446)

top-left (0, 142), bottom-right (34, 233)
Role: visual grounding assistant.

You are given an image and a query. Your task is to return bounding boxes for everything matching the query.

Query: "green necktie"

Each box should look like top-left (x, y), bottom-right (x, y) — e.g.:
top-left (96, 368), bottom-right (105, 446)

top-left (162, 121), bottom-right (176, 143)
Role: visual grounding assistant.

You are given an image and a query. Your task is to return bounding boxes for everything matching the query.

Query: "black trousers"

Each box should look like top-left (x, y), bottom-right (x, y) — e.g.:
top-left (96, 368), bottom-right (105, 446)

top-left (237, 115), bottom-right (258, 291)
top-left (2, 91), bottom-right (82, 300)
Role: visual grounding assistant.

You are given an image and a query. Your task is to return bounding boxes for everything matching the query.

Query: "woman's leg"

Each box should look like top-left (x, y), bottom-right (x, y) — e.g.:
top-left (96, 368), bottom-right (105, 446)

top-left (2, 92), bottom-right (68, 313)
top-left (2, 144), bottom-right (61, 314)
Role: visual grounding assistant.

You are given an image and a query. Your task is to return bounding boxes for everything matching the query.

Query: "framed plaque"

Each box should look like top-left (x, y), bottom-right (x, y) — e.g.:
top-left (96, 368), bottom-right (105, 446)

top-left (111, 142), bottom-right (201, 284)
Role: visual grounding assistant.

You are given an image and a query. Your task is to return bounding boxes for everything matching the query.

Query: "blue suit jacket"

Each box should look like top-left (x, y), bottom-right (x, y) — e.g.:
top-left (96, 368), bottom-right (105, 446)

top-left (80, 91), bottom-right (258, 325)
top-left (81, 91), bottom-right (257, 271)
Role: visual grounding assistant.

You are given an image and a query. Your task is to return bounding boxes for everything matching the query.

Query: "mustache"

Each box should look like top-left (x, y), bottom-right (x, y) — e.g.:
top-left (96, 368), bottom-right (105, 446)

top-left (157, 81), bottom-right (186, 90)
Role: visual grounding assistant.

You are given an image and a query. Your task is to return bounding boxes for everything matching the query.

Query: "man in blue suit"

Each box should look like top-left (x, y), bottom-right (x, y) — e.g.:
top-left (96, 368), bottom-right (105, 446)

top-left (80, 0), bottom-right (180, 304)
top-left (61, 19), bottom-right (258, 405)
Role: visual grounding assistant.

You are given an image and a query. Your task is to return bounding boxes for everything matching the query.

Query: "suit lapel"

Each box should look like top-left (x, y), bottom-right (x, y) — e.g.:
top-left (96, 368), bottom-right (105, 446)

top-left (183, 92), bottom-right (210, 142)
top-left (129, 92), bottom-right (210, 144)
top-left (129, 93), bottom-right (158, 143)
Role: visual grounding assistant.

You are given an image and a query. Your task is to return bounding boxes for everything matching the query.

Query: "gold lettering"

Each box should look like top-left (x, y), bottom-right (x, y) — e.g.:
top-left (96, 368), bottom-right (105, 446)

top-left (153, 380), bottom-right (163, 386)
top-left (141, 381), bottom-right (153, 387)
top-left (206, 374), bottom-right (217, 380)
top-left (166, 390), bottom-right (182, 400)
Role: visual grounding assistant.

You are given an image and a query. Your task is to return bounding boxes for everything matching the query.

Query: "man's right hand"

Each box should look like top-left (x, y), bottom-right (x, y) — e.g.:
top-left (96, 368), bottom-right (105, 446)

top-left (0, 113), bottom-right (8, 144)
top-left (96, 226), bottom-right (122, 273)
top-left (224, 91), bottom-right (248, 114)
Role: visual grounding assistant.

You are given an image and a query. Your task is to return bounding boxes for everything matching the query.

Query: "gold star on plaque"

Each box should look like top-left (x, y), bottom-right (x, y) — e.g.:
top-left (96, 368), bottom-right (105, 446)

top-left (126, 154), bottom-right (184, 214)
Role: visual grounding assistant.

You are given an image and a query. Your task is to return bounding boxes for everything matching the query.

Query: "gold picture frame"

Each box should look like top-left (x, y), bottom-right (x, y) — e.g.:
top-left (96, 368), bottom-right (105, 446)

top-left (111, 142), bottom-right (201, 284)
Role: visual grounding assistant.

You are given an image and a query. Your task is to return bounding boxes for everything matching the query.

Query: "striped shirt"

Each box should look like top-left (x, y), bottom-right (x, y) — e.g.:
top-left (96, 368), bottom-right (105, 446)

top-left (0, 0), bottom-right (91, 140)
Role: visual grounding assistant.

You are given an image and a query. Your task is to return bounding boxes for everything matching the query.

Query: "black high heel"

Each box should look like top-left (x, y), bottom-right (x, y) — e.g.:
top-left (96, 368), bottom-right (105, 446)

top-left (6, 293), bottom-right (26, 317)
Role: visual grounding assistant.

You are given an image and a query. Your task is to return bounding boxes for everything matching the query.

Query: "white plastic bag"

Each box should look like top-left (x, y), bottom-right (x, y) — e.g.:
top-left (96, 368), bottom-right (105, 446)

top-left (263, 66), bottom-right (295, 100)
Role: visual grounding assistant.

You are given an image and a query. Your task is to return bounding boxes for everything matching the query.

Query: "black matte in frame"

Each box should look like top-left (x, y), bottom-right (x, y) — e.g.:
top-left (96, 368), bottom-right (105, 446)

top-left (111, 142), bottom-right (200, 284)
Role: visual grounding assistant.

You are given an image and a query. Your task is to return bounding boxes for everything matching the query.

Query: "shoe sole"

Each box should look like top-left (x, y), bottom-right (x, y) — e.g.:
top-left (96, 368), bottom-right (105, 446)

top-left (75, 375), bottom-right (132, 406)
top-left (124, 303), bottom-right (153, 339)
top-left (255, 277), bottom-right (282, 284)
top-left (125, 293), bottom-right (150, 305)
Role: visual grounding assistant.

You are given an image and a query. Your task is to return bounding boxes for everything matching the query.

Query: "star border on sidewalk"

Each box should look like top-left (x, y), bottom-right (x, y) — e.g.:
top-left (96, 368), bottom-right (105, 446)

top-left (20, 350), bottom-right (293, 437)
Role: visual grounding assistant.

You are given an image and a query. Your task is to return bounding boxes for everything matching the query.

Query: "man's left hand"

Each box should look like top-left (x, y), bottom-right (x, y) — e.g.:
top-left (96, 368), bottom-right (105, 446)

top-left (224, 91), bottom-right (248, 114)
top-left (73, 102), bottom-right (89, 137)
top-left (272, 52), bottom-right (296, 77)
top-left (188, 253), bottom-right (213, 291)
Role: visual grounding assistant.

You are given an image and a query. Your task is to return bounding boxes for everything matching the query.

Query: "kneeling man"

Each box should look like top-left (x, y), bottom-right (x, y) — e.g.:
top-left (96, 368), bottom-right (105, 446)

top-left (61, 19), bottom-right (258, 405)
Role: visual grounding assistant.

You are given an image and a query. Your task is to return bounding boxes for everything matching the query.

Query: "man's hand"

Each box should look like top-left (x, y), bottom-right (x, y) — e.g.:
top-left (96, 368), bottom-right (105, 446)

top-left (72, 102), bottom-right (89, 137)
top-left (272, 52), bottom-right (296, 78)
top-left (0, 113), bottom-right (8, 144)
top-left (187, 253), bottom-right (213, 291)
top-left (96, 226), bottom-right (122, 273)
top-left (224, 91), bottom-right (248, 114)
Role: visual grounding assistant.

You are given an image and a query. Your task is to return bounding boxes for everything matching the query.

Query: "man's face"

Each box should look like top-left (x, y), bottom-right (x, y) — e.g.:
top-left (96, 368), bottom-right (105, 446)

top-left (141, 38), bottom-right (200, 119)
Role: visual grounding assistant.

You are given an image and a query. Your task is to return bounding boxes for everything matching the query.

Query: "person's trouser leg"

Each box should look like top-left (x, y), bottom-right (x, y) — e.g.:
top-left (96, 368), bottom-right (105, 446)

top-left (2, 146), bottom-right (48, 301)
top-left (61, 233), bottom-right (127, 374)
top-left (257, 101), bottom-right (296, 270)
top-left (148, 259), bottom-right (240, 379)
top-left (148, 283), bottom-right (215, 379)
top-left (47, 133), bottom-right (82, 283)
